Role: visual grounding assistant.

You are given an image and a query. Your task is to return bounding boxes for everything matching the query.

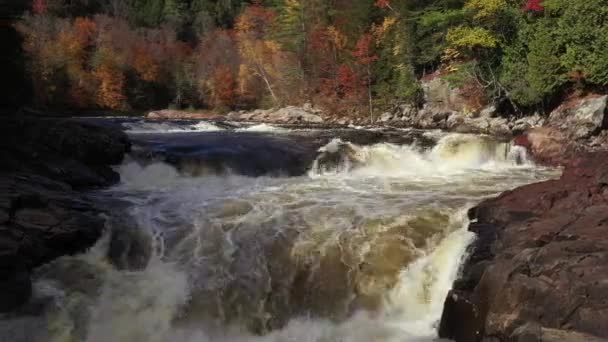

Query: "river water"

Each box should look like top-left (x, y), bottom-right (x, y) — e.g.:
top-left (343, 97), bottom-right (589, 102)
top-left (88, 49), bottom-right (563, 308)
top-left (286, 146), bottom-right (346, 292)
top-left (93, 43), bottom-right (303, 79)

top-left (1, 120), bottom-right (558, 342)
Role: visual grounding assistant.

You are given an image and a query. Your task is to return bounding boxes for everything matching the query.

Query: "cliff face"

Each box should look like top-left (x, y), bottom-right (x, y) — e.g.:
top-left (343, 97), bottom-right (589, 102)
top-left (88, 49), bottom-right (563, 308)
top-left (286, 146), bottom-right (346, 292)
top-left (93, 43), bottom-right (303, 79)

top-left (439, 152), bottom-right (608, 341)
top-left (0, 117), bottom-right (130, 312)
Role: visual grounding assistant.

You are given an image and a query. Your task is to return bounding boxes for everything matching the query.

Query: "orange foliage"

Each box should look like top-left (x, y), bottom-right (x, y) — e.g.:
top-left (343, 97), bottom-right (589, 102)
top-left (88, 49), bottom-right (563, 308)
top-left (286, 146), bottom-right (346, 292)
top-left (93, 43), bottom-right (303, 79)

top-left (133, 45), bottom-right (160, 82)
top-left (74, 18), bottom-right (96, 44)
top-left (212, 65), bottom-right (237, 108)
top-left (93, 55), bottom-right (126, 110)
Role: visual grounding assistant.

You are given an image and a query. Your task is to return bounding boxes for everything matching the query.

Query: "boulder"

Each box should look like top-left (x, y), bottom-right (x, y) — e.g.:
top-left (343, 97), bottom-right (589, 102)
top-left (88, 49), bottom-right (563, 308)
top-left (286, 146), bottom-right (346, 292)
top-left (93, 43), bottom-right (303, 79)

top-left (513, 127), bottom-right (578, 166)
top-left (548, 94), bottom-right (608, 139)
top-left (440, 151), bottom-right (608, 341)
top-left (267, 106), bottom-right (324, 123)
top-left (478, 105), bottom-right (497, 118)
top-left (512, 114), bottom-right (544, 134)
top-left (379, 112), bottom-right (393, 122)
top-left (421, 76), bottom-right (468, 113)
top-left (147, 109), bottom-right (217, 120)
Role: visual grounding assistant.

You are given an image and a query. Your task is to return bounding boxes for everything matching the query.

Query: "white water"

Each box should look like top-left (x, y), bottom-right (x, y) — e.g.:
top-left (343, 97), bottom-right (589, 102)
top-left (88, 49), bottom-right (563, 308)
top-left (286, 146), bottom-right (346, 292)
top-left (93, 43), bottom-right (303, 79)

top-left (123, 121), bottom-right (224, 133)
top-left (1, 132), bottom-right (558, 342)
top-left (237, 123), bottom-right (288, 133)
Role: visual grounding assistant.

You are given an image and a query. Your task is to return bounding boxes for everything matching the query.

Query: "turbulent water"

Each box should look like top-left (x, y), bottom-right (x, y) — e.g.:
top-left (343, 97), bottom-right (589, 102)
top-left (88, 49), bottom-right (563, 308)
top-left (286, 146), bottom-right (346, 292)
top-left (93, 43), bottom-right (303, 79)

top-left (0, 121), bottom-right (559, 342)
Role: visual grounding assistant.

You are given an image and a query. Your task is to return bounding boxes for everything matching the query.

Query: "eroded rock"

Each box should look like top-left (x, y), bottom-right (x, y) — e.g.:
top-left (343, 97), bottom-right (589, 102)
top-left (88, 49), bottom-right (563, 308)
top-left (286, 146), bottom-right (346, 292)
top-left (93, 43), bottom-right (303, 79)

top-left (440, 151), bottom-right (608, 341)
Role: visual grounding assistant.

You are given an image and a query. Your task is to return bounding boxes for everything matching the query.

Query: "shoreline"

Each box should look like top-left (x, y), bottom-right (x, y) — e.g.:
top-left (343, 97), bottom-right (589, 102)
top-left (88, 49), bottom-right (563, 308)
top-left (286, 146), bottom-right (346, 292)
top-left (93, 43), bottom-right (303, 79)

top-left (439, 151), bottom-right (608, 341)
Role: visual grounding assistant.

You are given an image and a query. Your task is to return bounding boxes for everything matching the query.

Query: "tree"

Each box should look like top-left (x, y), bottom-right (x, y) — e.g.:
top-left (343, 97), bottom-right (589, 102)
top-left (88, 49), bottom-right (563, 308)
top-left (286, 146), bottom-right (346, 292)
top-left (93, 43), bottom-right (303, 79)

top-left (235, 1), bottom-right (281, 105)
top-left (353, 34), bottom-right (378, 122)
top-left (212, 64), bottom-right (237, 109)
top-left (33, 0), bottom-right (47, 14)
top-left (93, 48), bottom-right (126, 110)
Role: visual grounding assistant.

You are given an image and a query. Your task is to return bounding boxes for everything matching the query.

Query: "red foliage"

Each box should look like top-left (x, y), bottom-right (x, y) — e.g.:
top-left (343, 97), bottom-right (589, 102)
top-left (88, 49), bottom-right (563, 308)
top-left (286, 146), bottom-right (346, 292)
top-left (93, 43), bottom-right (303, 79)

top-left (212, 65), bottom-right (237, 108)
top-left (353, 34), bottom-right (378, 65)
top-left (374, 0), bottom-right (391, 9)
top-left (33, 0), bottom-right (46, 14)
top-left (336, 64), bottom-right (360, 97)
top-left (522, 0), bottom-right (544, 12)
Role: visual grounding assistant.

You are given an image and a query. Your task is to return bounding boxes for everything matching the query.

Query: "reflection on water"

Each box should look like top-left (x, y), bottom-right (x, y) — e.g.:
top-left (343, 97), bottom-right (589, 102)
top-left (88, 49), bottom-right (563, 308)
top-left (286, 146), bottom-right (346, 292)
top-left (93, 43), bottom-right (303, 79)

top-left (0, 128), bottom-right (559, 342)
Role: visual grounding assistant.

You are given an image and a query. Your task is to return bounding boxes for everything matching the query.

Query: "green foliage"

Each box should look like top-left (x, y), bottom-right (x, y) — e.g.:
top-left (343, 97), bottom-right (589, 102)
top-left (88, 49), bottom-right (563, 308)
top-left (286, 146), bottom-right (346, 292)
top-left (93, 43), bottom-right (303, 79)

top-left (441, 61), bottom-right (477, 89)
top-left (17, 0), bottom-right (608, 113)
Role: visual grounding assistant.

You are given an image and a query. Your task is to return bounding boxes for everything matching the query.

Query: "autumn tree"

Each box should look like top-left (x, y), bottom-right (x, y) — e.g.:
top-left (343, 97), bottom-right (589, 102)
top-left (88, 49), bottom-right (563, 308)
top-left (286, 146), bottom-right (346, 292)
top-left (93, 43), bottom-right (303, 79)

top-left (353, 34), bottom-right (378, 122)
top-left (93, 47), bottom-right (126, 110)
top-left (211, 64), bottom-right (237, 109)
top-left (235, 1), bottom-right (281, 106)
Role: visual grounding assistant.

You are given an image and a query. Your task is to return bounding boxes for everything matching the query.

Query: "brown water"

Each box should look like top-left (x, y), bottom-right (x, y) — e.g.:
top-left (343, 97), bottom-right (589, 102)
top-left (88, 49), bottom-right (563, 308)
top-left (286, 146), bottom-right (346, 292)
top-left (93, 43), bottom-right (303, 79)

top-left (0, 125), bottom-right (559, 342)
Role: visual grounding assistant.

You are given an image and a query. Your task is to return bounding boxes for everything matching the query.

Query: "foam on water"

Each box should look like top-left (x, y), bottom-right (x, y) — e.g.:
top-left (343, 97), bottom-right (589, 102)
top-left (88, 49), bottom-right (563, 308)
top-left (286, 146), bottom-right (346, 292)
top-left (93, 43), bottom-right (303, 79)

top-left (0, 132), bottom-right (558, 342)
top-left (237, 124), bottom-right (287, 133)
top-left (123, 120), bottom-right (223, 133)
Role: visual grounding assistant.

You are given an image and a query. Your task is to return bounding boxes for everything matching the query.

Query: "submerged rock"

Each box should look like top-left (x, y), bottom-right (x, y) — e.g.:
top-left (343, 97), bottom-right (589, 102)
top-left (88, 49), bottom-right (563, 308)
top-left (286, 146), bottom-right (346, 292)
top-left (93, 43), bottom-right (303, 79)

top-left (439, 151), bottom-right (608, 341)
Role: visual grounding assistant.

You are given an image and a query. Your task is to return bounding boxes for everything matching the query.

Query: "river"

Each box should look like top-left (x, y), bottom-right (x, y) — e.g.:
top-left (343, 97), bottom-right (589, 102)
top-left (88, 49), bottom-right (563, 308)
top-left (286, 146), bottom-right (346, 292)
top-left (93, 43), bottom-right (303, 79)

top-left (1, 120), bottom-right (559, 342)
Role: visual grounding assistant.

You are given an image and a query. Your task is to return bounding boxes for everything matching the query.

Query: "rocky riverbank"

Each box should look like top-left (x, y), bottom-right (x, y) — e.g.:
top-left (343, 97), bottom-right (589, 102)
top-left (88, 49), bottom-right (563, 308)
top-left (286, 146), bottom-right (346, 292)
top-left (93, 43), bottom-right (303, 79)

top-left (438, 136), bottom-right (608, 339)
top-left (0, 116), bottom-right (130, 312)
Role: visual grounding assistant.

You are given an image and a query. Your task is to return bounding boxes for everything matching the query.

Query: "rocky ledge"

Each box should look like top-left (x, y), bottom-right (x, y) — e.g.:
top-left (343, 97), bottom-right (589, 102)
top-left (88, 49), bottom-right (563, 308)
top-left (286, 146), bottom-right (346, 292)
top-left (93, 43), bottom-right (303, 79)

top-left (438, 150), bottom-right (608, 341)
top-left (0, 117), bottom-right (130, 312)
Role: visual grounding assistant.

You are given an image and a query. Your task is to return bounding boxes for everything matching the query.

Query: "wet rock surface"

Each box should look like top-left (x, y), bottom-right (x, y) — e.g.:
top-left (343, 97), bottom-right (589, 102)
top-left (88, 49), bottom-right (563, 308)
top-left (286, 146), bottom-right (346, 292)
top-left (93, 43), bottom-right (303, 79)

top-left (439, 151), bottom-right (608, 341)
top-left (0, 117), bottom-right (130, 312)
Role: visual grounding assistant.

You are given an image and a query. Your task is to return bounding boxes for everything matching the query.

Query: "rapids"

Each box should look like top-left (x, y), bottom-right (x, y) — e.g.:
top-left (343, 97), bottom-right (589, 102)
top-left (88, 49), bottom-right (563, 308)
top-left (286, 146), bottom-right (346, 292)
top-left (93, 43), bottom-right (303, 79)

top-left (0, 122), bottom-right (559, 342)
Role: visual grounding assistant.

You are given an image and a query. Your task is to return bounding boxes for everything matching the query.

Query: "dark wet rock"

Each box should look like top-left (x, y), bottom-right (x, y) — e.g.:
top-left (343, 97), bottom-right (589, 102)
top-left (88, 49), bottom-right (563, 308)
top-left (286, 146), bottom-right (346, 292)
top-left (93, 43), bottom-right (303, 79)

top-left (439, 290), bottom-right (484, 342)
top-left (439, 151), bottom-right (608, 341)
top-left (0, 117), bottom-right (130, 312)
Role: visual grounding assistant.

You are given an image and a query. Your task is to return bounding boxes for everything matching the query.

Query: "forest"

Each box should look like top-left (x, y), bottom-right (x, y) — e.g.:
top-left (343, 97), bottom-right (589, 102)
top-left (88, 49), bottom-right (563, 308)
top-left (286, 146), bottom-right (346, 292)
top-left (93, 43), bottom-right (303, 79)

top-left (16, 0), bottom-right (608, 116)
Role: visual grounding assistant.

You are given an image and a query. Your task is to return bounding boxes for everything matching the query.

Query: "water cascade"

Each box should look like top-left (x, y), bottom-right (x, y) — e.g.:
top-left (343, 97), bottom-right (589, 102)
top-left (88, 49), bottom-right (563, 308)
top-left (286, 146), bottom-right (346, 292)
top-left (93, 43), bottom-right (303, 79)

top-left (0, 128), bottom-right (557, 342)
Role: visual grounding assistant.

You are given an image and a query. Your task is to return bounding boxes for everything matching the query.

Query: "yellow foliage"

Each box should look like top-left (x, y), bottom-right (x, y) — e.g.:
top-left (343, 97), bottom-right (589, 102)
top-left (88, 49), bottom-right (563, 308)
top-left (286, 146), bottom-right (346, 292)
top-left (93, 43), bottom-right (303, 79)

top-left (447, 26), bottom-right (498, 50)
top-left (372, 16), bottom-right (397, 39)
top-left (326, 26), bottom-right (347, 50)
top-left (464, 0), bottom-right (507, 20)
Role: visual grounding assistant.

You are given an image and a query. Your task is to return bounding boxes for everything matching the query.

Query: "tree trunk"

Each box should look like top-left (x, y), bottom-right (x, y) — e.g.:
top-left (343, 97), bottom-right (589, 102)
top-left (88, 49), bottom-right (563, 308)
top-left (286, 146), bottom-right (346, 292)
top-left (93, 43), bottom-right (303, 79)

top-left (367, 64), bottom-right (373, 124)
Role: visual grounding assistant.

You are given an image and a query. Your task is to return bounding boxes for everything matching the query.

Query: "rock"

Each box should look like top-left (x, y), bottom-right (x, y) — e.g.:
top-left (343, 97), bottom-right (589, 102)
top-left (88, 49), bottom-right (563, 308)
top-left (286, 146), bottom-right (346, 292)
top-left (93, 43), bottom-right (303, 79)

top-left (225, 106), bottom-right (324, 124)
top-left (512, 114), bottom-right (543, 134)
top-left (379, 112), bottom-right (393, 122)
top-left (548, 94), bottom-right (608, 139)
top-left (479, 105), bottom-right (496, 118)
top-left (398, 104), bottom-right (417, 117)
top-left (487, 117), bottom-right (510, 136)
top-left (438, 290), bottom-right (484, 342)
top-left (513, 127), bottom-right (577, 166)
top-left (440, 151), bottom-right (608, 341)
top-left (0, 117), bottom-right (130, 312)
top-left (0, 237), bottom-right (32, 312)
top-left (268, 106), bottom-right (324, 123)
top-left (147, 109), bottom-right (217, 120)
top-left (421, 76), bottom-right (468, 113)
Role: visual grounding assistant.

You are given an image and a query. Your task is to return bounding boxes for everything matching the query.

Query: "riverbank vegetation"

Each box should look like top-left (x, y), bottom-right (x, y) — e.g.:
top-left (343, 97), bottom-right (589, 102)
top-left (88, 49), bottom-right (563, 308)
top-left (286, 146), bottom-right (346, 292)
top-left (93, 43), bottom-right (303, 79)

top-left (16, 0), bottom-right (608, 116)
